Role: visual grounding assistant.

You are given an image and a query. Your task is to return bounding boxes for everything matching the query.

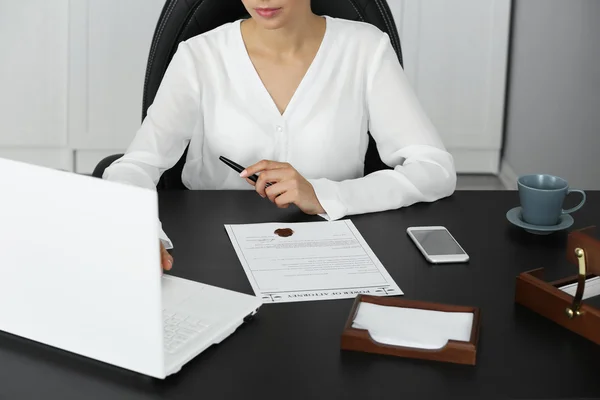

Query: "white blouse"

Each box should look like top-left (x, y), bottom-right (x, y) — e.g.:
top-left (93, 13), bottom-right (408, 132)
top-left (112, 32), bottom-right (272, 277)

top-left (103, 16), bottom-right (457, 249)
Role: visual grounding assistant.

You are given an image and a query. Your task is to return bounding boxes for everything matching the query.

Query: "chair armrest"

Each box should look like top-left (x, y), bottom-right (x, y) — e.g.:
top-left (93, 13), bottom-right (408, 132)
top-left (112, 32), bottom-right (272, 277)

top-left (92, 154), bottom-right (124, 179)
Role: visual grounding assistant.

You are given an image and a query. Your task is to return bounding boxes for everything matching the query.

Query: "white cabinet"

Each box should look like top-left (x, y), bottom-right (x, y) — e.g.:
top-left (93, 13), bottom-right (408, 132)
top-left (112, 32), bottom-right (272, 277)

top-left (70, 0), bottom-right (165, 152)
top-left (0, 0), bottom-right (511, 174)
top-left (390, 0), bottom-right (512, 173)
top-left (69, 0), bottom-right (166, 172)
top-left (0, 0), bottom-right (72, 170)
top-left (0, 0), bottom-right (164, 173)
top-left (0, 0), bottom-right (69, 148)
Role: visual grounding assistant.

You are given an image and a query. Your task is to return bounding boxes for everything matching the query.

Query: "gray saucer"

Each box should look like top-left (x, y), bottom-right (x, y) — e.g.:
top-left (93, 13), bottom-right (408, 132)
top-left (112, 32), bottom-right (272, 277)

top-left (506, 206), bottom-right (574, 235)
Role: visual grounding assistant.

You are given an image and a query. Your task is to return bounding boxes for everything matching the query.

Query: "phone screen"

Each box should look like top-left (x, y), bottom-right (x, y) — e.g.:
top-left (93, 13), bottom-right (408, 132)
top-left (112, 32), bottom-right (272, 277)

top-left (410, 229), bottom-right (465, 256)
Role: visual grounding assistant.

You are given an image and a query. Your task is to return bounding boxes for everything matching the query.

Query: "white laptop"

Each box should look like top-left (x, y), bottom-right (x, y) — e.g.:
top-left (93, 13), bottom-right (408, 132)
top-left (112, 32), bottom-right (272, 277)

top-left (0, 157), bottom-right (262, 379)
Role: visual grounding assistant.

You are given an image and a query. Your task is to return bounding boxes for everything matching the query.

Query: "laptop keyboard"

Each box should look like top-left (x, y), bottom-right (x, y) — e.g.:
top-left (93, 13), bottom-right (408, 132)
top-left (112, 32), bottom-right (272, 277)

top-left (163, 309), bottom-right (210, 354)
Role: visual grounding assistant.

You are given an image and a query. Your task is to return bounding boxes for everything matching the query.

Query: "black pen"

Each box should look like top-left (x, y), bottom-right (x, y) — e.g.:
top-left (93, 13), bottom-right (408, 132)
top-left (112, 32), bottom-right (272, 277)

top-left (219, 156), bottom-right (272, 187)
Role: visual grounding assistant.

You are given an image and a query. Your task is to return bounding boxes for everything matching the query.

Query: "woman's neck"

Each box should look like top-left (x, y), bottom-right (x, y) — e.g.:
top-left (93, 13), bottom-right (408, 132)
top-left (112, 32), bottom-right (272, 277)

top-left (242, 13), bottom-right (325, 56)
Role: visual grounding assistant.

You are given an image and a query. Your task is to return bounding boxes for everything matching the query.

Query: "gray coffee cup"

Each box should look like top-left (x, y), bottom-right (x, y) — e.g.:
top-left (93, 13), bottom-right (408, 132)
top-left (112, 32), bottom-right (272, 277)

top-left (517, 174), bottom-right (586, 226)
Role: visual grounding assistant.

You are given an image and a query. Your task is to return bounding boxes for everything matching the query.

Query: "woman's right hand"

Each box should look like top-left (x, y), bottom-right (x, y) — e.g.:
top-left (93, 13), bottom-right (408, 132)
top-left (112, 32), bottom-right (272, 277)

top-left (160, 242), bottom-right (173, 271)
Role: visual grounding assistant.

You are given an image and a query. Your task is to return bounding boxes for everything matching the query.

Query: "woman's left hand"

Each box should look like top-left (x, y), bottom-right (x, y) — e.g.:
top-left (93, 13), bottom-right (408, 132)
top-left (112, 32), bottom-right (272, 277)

top-left (240, 160), bottom-right (325, 215)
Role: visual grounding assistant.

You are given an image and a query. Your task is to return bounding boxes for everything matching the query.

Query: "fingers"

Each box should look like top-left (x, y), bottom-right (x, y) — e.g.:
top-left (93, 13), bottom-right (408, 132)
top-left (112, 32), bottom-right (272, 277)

top-left (240, 159), bottom-right (289, 178)
top-left (273, 190), bottom-right (297, 209)
top-left (160, 243), bottom-right (173, 271)
top-left (256, 169), bottom-right (289, 197)
top-left (265, 180), bottom-right (294, 203)
top-left (245, 178), bottom-right (256, 186)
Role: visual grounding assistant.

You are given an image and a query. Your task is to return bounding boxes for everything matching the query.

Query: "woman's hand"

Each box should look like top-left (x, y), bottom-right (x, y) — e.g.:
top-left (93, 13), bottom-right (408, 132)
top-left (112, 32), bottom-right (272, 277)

top-left (241, 160), bottom-right (325, 215)
top-left (160, 241), bottom-right (173, 271)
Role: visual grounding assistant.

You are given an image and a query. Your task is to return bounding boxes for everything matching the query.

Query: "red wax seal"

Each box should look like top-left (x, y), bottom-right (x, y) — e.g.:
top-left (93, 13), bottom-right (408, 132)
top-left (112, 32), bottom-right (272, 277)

top-left (274, 228), bottom-right (294, 237)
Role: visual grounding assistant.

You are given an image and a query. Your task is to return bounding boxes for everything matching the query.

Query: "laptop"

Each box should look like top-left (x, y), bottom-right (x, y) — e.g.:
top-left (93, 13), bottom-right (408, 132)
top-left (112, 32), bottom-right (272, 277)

top-left (0, 157), bottom-right (262, 379)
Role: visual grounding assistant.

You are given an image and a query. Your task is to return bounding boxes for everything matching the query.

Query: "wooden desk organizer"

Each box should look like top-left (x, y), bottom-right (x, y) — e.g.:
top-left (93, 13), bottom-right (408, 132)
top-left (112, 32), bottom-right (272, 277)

top-left (515, 226), bottom-right (600, 345)
top-left (340, 295), bottom-right (481, 365)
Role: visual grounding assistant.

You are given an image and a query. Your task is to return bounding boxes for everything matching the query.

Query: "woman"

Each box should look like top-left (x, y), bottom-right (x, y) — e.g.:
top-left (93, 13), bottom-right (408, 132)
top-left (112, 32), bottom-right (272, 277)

top-left (103, 0), bottom-right (457, 271)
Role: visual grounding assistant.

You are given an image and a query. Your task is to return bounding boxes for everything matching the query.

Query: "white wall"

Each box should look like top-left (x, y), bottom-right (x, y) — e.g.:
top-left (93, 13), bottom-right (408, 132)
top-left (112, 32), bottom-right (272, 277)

top-left (501, 0), bottom-right (600, 189)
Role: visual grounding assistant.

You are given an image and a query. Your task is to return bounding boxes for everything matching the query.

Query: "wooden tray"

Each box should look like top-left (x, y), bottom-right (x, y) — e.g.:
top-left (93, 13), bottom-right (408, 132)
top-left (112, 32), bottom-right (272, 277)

top-left (340, 294), bottom-right (481, 365)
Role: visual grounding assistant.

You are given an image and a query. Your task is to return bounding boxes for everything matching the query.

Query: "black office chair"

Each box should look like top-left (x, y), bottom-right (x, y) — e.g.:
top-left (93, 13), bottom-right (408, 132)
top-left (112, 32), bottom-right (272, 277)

top-left (92, 0), bottom-right (403, 190)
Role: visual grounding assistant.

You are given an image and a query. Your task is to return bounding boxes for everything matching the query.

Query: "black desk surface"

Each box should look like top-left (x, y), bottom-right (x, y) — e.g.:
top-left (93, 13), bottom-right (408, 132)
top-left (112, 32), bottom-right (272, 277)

top-left (2, 190), bottom-right (600, 399)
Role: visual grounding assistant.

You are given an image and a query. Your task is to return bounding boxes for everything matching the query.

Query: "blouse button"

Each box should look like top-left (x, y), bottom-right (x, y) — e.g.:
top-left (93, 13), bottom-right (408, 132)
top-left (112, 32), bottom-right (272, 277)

top-left (275, 125), bottom-right (283, 132)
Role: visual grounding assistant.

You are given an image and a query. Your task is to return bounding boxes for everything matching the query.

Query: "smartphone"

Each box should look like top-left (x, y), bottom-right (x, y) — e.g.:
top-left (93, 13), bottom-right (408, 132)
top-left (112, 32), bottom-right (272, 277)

top-left (406, 226), bottom-right (469, 264)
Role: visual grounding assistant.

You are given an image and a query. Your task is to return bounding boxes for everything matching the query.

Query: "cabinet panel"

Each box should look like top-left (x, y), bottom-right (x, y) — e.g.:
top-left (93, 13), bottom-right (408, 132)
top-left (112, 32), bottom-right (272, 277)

top-left (390, 0), bottom-right (511, 172)
top-left (0, 149), bottom-right (73, 171)
top-left (70, 0), bottom-right (165, 150)
top-left (0, 0), bottom-right (69, 147)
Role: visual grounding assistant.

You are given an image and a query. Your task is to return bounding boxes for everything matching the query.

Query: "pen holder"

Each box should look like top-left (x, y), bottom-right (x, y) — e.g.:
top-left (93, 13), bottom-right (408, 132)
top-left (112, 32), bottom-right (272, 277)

top-left (340, 295), bottom-right (481, 365)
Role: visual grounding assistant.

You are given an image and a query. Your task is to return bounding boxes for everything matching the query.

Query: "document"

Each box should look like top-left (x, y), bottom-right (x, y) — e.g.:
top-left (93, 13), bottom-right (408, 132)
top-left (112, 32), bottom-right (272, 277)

top-left (352, 302), bottom-right (474, 350)
top-left (559, 276), bottom-right (600, 300)
top-left (224, 220), bottom-right (402, 303)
